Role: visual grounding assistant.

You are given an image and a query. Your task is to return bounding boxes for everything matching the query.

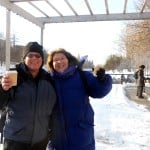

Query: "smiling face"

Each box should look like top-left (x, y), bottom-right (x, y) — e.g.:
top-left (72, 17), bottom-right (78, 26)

top-left (24, 52), bottom-right (43, 77)
top-left (52, 52), bottom-right (69, 73)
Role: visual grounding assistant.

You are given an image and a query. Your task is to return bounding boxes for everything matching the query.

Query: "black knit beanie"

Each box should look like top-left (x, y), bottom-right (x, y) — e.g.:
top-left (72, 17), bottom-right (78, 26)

top-left (24, 42), bottom-right (44, 59)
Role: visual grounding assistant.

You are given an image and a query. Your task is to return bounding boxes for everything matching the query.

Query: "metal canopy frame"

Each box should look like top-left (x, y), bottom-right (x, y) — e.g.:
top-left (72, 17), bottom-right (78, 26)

top-left (0, 0), bottom-right (150, 70)
top-left (0, 0), bottom-right (150, 28)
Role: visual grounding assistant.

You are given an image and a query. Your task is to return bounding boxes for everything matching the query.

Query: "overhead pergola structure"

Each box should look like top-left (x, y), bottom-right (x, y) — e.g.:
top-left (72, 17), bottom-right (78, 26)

top-left (0, 0), bottom-right (150, 69)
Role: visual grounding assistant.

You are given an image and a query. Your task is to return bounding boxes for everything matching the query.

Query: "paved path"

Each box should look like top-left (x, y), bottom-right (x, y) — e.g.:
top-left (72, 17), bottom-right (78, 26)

top-left (124, 84), bottom-right (150, 111)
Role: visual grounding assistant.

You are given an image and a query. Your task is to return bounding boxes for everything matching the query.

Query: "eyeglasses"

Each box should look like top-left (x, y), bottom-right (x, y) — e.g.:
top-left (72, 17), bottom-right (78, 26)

top-left (53, 57), bottom-right (67, 63)
top-left (26, 53), bottom-right (41, 58)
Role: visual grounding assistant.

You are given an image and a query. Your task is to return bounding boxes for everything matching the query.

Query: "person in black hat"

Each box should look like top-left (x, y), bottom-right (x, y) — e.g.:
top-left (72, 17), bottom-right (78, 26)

top-left (0, 42), bottom-right (56, 150)
top-left (136, 65), bottom-right (145, 98)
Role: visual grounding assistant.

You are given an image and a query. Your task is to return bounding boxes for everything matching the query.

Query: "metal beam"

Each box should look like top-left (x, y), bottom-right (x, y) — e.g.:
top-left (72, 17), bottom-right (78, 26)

top-left (105, 0), bottom-right (109, 14)
top-left (3, 0), bottom-right (150, 25)
top-left (44, 0), bottom-right (63, 17)
top-left (28, 1), bottom-right (49, 17)
top-left (10, 0), bottom-right (43, 2)
top-left (38, 12), bottom-right (150, 23)
top-left (0, 0), bottom-right (44, 28)
top-left (64, 0), bottom-right (78, 16)
top-left (140, 0), bottom-right (148, 13)
top-left (123, 0), bottom-right (128, 14)
top-left (84, 0), bottom-right (93, 15)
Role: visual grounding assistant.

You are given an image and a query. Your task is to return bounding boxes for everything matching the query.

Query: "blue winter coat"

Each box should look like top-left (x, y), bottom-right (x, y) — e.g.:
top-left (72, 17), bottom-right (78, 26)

top-left (50, 66), bottom-right (112, 150)
top-left (0, 63), bottom-right (56, 144)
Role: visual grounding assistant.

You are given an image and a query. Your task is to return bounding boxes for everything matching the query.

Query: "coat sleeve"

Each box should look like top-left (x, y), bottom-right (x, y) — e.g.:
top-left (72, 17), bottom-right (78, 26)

top-left (96, 74), bottom-right (112, 97)
top-left (84, 71), bottom-right (112, 98)
top-left (0, 85), bottom-right (10, 109)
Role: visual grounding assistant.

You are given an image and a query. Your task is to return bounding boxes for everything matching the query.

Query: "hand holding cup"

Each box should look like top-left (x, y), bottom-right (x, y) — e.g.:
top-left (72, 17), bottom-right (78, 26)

top-left (2, 70), bottom-right (18, 91)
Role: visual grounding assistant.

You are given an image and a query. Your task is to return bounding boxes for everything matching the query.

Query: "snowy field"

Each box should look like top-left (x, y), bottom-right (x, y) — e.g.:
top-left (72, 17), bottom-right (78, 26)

top-left (0, 76), bottom-right (150, 149)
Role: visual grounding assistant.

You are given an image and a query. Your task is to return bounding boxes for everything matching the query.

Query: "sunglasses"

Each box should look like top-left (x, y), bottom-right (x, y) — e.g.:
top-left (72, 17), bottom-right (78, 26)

top-left (26, 53), bottom-right (41, 58)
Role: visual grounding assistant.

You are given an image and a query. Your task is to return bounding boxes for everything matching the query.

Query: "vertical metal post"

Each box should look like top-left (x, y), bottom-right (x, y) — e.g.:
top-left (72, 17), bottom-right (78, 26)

top-left (5, 9), bottom-right (11, 70)
top-left (40, 25), bottom-right (44, 46)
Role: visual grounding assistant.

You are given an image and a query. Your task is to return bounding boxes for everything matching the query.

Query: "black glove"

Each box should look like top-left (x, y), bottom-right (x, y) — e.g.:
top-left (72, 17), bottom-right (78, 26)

top-left (93, 65), bottom-right (106, 80)
top-left (96, 68), bottom-right (105, 80)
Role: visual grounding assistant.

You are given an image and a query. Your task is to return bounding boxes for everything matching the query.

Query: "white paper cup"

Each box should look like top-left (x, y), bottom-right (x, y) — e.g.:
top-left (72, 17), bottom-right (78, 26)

top-left (5, 70), bottom-right (18, 86)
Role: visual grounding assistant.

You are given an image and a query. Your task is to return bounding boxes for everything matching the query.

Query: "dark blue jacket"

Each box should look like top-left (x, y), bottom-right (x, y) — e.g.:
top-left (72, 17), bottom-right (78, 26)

top-left (50, 66), bottom-right (112, 150)
top-left (0, 63), bottom-right (56, 144)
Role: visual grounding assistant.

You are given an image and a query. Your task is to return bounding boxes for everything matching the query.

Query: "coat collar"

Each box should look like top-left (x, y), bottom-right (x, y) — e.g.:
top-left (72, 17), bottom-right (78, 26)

top-left (53, 65), bottom-right (77, 79)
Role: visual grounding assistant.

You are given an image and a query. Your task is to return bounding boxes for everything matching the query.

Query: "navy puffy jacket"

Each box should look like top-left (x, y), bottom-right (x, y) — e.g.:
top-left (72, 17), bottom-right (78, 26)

top-left (50, 66), bottom-right (112, 150)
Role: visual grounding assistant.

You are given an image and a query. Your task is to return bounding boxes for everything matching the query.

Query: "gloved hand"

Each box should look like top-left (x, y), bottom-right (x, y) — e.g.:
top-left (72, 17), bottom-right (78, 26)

top-left (93, 65), bottom-right (106, 81)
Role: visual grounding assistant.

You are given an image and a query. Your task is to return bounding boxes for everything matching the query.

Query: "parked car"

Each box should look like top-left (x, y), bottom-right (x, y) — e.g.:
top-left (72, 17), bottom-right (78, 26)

top-left (112, 76), bottom-right (121, 84)
top-left (126, 74), bottom-right (135, 83)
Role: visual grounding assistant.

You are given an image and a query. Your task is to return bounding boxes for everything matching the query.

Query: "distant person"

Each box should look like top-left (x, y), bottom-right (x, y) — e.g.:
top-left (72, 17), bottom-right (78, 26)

top-left (46, 48), bottom-right (112, 150)
top-left (136, 65), bottom-right (145, 98)
top-left (121, 74), bottom-right (125, 84)
top-left (0, 42), bottom-right (56, 150)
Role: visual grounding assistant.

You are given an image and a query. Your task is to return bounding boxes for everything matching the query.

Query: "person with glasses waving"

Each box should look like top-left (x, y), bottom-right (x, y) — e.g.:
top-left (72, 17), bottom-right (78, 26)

top-left (46, 48), bottom-right (112, 150)
top-left (0, 42), bottom-right (56, 150)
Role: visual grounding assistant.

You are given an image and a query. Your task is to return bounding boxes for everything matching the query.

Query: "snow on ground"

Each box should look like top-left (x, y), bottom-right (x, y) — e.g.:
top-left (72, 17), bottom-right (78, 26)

top-left (0, 66), bottom-right (6, 77)
top-left (0, 83), bottom-right (150, 150)
top-left (91, 84), bottom-right (150, 150)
